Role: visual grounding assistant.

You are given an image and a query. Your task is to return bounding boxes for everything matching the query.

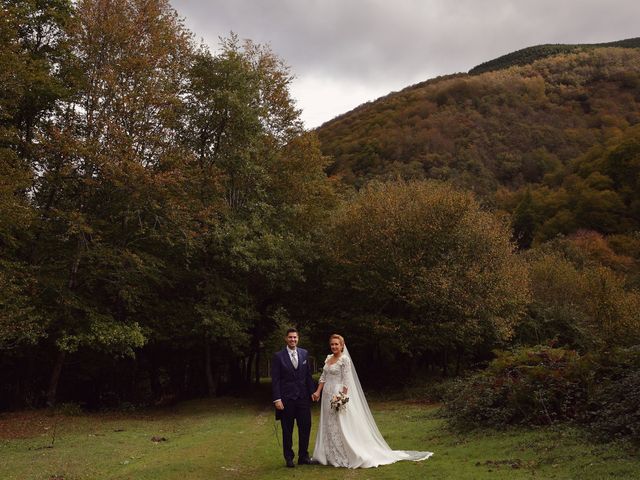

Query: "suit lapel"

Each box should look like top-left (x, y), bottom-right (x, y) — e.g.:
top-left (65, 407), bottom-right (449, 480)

top-left (282, 347), bottom-right (305, 372)
top-left (282, 348), bottom-right (294, 372)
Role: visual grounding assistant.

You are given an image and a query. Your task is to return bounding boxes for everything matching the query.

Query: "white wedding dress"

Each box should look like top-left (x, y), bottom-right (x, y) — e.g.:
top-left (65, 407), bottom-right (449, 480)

top-left (312, 346), bottom-right (433, 468)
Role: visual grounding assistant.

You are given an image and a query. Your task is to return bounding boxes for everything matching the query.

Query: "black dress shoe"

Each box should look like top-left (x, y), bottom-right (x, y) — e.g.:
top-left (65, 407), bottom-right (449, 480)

top-left (286, 459), bottom-right (295, 468)
top-left (298, 456), bottom-right (312, 465)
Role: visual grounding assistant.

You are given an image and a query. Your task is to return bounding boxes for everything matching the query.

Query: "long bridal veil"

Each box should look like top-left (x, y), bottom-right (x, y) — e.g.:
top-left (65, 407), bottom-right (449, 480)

top-left (340, 344), bottom-right (433, 465)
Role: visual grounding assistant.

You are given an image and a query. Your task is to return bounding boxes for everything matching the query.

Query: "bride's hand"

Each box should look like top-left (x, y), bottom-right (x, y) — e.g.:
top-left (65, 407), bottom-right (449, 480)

top-left (342, 386), bottom-right (348, 394)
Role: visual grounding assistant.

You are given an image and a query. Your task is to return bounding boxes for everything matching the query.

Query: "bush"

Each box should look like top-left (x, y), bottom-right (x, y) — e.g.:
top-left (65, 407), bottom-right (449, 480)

top-left (442, 345), bottom-right (640, 442)
top-left (442, 346), bottom-right (588, 428)
top-left (589, 371), bottom-right (640, 441)
top-left (584, 347), bottom-right (640, 441)
top-left (54, 402), bottom-right (84, 416)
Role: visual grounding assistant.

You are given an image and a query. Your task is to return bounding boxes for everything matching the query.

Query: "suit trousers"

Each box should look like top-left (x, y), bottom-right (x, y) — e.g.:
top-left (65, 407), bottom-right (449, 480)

top-left (280, 396), bottom-right (311, 461)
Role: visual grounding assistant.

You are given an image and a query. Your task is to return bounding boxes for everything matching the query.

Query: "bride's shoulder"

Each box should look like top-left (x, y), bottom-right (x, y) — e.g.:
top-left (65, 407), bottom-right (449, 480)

top-left (334, 354), bottom-right (350, 367)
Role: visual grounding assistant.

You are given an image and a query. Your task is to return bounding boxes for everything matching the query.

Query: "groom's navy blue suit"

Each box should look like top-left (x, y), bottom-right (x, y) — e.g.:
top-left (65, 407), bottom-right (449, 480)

top-left (271, 347), bottom-right (316, 463)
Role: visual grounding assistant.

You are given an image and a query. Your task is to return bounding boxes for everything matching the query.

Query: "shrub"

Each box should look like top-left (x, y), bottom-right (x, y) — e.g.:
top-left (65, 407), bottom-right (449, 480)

top-left (442, 346), bottom-right (588, 428)
top-left (442, 345), bottom-right (640, 442)
top-left (583, 346), bottom-right (640, 442)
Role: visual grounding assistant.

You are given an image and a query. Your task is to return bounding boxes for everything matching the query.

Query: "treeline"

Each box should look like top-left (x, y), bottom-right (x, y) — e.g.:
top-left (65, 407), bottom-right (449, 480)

top-left (1, 0), bottom-right (339, 408)
top-left (0, 0), bottom-right (530, 410)
top-left (468, 37), bottom-right (640, 75)
top-left (317, 46), bottom-right (640, 244)
top-left (2, 0), bottom-right (639, 424)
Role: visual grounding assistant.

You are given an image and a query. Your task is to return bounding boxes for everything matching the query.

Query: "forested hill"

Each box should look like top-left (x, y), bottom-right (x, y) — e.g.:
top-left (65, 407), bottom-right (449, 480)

top-left (317, 46), bottom-right (640, 245)
top-left (317, 46), bottom-right (640, 193)
top-left (469, 37), bottom-right (640, 74)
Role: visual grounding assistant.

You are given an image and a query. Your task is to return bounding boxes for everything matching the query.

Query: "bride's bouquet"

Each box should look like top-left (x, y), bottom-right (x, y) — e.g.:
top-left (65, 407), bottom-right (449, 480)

top-left (330, 391), bottom-right (349, 411)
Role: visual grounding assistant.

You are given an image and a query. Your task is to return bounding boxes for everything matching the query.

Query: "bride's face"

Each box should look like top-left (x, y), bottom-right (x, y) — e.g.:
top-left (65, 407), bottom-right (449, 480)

top-left (330, 339), bottom-right (342, 355)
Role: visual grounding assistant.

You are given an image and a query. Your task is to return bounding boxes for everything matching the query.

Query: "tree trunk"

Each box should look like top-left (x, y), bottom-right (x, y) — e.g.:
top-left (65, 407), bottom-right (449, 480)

top-left (129, 355), bottom-right (138, 403)
top-left (204, 340), bottom-right (216, 396)
top-left (148, 352), bottom-right (162, 401)
top-left (441, 349), bottom-right (449, 378)
top-left (46, 350), bottom-right (66, 407)
top-left (455, 346), bottom-right (464, 376)
top-left (183, 361), bottom-right (191, 396)
top-left (45, 235), bottom-right (82, 408)
top-left (230, 358), bottom-right (242, 388)
top-left (254, 347), bottom-right (261, 385)
top-left (246, 352), bottom-right (254, 384)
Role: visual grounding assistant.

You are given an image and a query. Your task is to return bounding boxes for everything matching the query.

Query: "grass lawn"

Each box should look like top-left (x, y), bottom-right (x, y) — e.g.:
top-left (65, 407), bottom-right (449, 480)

top-left (1, 392), bottom-right (638, 480)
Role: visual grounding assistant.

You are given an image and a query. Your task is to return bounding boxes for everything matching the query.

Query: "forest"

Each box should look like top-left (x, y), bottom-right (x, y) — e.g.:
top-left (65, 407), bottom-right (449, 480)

top-left (468, 37), bottom-right (640, 74)
top-left (1, 0), bottom-right (639, 443)
top-left (317, 44), bottom-right (640, 247)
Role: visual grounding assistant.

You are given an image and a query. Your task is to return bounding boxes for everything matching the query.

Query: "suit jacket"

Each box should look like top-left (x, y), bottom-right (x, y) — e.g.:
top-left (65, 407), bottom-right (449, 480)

top-left (271, 347), bottom-right (316, 403)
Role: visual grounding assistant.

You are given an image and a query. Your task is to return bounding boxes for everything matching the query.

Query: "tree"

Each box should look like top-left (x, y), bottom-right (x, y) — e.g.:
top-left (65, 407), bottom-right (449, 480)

top-left (323, 180), bottom-right (530, 380)
top-left (1, 0), bottom-right (72, 357)
top-left (179, 36), bottom-right (336, 391)
top-left (29, 0), bottom-right (192, 405)
top-left (512, 189), bottom-right (537, 249)
top-left (520, 246), bottom-right (640, 350)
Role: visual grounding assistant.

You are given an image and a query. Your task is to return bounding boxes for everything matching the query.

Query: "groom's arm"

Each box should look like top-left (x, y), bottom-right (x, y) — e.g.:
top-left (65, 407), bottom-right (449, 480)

top-left (305, 351), bottom-right (316, 395)
top-left (271, 353), bottom-right (282, 403)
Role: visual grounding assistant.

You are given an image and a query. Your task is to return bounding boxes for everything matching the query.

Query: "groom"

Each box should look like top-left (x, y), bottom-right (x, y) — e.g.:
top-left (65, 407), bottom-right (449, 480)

top-left (271, 328), bottom-right (316, 468)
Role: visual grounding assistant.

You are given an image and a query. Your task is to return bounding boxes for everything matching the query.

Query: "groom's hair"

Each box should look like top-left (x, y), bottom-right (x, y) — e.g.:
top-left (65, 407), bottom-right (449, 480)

top-left (286, 327), bottom-right (298, 335)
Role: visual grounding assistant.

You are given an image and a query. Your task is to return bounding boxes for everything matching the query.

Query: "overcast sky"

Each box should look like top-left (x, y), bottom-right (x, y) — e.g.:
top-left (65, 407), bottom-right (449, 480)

top-left (170, 0), bottom-right (640, 129)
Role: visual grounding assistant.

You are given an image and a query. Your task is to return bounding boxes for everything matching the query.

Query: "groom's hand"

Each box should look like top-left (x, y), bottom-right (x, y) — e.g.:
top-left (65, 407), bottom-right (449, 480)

top-left (274, 400), bottom-right (284, 410)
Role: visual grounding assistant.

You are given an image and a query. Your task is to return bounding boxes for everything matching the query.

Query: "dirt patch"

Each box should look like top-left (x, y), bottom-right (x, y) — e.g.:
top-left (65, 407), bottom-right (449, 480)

top-left (0, 410), bottom-right (59, 439)
top-left (0, 408), bottom-right (179, 440)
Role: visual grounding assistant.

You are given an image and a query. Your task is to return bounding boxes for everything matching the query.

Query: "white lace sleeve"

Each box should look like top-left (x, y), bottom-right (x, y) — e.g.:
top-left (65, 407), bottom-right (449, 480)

top-left (341, 356), bottom-right (353, 388)
top-left (319, 355), bottom-right (330, 383)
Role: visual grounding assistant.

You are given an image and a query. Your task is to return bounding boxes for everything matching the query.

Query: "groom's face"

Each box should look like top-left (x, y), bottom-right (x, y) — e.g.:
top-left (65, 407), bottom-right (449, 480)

top-left (286, 332), bottom-right (298, 349)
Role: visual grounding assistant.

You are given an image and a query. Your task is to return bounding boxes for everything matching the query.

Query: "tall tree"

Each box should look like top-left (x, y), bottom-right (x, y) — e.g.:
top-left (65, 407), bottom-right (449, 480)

top-left (32, 0), bottom-right (192, 405)
top-left (1, 0), bottom-right (72, 353)
top-left (179, 37), bottom-right (335, 391)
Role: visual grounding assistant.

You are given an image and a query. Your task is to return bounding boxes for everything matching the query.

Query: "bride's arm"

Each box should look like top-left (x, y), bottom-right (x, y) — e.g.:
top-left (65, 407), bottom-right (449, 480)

top-left (341, 357), bottom-right (353, 394)
top-left (312, 361), bottom-right (327, 401)
top-left (312, 382), bottom-right (324, 401)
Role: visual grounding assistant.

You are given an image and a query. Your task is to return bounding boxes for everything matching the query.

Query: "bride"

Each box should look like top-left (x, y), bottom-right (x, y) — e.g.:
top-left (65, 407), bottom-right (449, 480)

top-left (311, 334), bottom-right (433, 468)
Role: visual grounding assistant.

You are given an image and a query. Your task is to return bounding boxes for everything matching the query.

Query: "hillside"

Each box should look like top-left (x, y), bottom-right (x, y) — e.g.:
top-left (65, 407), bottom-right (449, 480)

top-left (469, 37), bottom-right (640, 74)
top-left (318, 47), bottom-right (640, 192)
top-left (316, 46), bottom-right (640, 244)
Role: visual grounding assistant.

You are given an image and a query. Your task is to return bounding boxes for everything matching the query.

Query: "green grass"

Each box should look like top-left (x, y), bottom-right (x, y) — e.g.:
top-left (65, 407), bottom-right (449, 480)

top-left (1, 395), bottom-right (638, 480)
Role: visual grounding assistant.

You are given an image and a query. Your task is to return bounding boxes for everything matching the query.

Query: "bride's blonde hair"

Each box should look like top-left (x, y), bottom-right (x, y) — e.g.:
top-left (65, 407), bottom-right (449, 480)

top-left (329, 334), bottom-right (345, 352)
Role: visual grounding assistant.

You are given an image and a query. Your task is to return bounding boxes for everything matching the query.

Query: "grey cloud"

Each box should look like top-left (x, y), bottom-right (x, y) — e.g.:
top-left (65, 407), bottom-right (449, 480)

top-left (170, 0), bottom-right (640, 125)
top-left (175, 0), bottom-right (638, 76)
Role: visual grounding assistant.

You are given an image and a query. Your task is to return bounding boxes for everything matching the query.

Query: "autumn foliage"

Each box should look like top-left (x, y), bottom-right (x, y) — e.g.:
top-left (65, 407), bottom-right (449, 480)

top-left (1, 0), bottom-right (639, 423)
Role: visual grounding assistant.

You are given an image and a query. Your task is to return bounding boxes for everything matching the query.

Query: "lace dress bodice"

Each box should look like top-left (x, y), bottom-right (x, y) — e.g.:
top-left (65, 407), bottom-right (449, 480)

top-left (319, 354), bottom-right (353, 389)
